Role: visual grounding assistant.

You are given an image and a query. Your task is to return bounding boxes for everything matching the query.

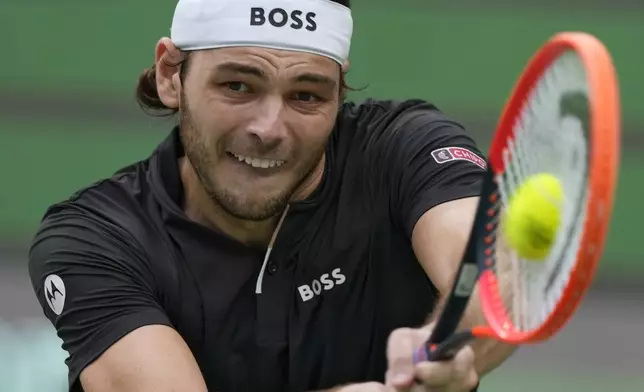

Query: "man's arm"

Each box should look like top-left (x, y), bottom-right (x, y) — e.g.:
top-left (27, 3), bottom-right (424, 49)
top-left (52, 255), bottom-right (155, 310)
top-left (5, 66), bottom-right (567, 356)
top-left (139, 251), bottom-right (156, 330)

top-left (371, 101), bottom-right (516, 384)
top-left (79, 325), bottom-right (207, 392)
top-left (80, 325), bottom-right (207, 392)
top-left (312, 383), bottom-right (390, 392)
top-left (29, 210), bottom-right (208, 392)
top-left (411, 197), bottom-right (517, 376)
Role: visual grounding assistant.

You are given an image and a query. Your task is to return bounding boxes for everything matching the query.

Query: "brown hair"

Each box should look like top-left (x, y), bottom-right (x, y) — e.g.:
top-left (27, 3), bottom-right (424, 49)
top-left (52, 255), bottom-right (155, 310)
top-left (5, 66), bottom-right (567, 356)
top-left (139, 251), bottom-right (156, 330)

top-left (135, 51), bottom-right (358, 117)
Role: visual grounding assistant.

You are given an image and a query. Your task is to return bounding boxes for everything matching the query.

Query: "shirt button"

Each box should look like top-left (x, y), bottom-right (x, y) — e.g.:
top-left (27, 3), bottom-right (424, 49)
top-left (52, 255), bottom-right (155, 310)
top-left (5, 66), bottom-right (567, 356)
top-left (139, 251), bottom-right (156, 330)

top-left (267, 262), bottom-right (278, 275)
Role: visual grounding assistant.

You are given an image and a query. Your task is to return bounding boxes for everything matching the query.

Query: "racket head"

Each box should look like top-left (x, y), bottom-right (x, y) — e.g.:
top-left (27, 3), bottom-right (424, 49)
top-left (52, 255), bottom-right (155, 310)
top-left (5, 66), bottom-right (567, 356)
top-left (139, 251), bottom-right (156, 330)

top-left (480, 32), bottom-right (620, 344)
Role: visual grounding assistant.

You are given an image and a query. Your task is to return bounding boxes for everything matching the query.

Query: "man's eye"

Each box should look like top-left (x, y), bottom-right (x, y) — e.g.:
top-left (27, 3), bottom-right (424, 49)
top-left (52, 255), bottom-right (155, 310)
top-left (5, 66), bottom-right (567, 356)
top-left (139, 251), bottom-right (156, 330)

top-left (294, 92), bottom-right (321, 102)
top-left (226, 82), bottom-right (250, 93)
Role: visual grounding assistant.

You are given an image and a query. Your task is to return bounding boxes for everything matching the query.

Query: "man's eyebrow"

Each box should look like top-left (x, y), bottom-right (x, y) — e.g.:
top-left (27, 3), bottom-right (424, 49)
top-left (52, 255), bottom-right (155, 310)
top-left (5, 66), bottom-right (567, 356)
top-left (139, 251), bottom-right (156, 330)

top-left (215, 62), bottom-right (267, 80)
top-left (214, 62), bottom-right (336, 87)
top-left (293, 73), bottom-right (337, 88)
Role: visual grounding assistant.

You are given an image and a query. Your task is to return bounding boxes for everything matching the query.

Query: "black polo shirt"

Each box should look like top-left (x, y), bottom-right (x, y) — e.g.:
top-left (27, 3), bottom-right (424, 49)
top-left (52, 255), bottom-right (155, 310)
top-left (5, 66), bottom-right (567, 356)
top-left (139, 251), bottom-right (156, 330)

top-left (29, 99), bottom-right (486, 392)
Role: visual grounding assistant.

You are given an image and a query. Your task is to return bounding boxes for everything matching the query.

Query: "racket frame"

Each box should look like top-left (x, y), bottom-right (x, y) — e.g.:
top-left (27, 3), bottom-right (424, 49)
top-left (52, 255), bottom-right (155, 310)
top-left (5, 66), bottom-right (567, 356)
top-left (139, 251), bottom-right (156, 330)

top-left (482, 31), bottom-right (620, 344)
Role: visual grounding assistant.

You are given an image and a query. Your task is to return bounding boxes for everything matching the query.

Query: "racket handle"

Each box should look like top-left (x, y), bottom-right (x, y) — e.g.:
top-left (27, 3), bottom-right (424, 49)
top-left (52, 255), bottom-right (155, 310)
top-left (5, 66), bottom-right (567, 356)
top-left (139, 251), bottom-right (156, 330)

top-left (413, 330), bottom-right (475, 362)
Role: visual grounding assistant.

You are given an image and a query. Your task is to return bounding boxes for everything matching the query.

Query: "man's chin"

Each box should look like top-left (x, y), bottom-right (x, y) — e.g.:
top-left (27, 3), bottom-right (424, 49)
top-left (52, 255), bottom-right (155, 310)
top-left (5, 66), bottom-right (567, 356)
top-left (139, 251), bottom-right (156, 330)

top-left (214, 192), bottom-right (290, 222)
top-left (210, 162), bottom-right (321, 220)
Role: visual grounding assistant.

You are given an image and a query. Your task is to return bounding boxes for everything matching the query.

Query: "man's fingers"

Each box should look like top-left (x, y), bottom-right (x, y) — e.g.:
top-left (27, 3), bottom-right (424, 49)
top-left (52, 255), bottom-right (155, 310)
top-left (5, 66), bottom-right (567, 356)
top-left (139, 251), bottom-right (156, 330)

top-left (413, 359), bottom-right (454, 388)
top-left (452, 345), bottom-right (478, 390)
top-left (336, 382), bottom-right (394, 392)
top-left (414, 345), bottom-right (477, 390)
top-left (386, 328), bottom-right (417, 388)
top-left (452, 345), bottom-right (474, 374)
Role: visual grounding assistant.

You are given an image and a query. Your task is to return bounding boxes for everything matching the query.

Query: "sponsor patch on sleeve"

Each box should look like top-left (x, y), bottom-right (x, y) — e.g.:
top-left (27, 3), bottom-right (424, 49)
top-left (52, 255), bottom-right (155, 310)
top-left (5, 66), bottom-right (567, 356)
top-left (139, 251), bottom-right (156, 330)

top-left (430, 147), bottom-right (487, 170)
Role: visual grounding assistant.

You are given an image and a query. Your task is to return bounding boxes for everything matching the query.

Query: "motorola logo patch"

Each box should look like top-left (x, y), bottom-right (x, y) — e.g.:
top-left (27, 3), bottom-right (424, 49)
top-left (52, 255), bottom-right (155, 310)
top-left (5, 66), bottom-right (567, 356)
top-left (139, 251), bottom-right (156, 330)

top-left (44, 274), bottom-right (66, 316)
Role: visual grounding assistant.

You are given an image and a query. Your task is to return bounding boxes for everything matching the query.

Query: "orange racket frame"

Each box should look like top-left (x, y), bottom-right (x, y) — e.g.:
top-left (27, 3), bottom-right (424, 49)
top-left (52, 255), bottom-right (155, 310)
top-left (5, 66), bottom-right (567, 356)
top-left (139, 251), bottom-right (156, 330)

top-left (479, 31), bottom-right (621, 344)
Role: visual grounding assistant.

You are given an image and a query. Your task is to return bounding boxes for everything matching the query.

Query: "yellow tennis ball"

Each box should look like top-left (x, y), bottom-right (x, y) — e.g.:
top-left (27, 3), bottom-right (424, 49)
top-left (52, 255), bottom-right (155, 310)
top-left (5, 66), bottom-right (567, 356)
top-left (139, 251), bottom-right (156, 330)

top-left (502, 173), bottom-right (564, 260)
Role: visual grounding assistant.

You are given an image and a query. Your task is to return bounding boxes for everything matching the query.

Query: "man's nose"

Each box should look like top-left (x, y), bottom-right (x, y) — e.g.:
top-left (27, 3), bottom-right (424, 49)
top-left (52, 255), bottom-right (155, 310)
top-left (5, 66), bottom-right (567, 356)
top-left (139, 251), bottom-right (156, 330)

top-left (245, 97), bottom-right (287, 149)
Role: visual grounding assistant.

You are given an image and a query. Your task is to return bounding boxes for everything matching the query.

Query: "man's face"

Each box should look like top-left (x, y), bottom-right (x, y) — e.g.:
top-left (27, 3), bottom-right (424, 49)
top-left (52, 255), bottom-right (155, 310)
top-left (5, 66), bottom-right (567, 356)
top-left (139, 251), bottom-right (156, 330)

top-left (178, 47), bottom-right (341, 221)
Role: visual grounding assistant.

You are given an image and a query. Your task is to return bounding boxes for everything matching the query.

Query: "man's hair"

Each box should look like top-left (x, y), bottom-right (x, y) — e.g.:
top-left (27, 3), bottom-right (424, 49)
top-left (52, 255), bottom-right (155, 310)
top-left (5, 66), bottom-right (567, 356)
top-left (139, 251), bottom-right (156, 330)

top-left (135, 0), bottom-right (352, 116)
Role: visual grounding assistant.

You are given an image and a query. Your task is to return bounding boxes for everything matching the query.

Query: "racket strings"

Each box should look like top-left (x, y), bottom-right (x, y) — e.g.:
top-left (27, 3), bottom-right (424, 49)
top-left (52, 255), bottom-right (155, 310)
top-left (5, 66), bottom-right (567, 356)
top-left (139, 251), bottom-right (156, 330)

top-left (492, 51), bottom-right (591, 333)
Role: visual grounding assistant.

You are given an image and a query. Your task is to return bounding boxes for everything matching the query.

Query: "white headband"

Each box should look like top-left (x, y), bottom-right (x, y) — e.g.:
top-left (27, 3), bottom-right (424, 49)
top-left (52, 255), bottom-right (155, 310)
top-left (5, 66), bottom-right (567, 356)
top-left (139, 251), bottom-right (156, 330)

top-left (170, 0), bottom-right (353, 65)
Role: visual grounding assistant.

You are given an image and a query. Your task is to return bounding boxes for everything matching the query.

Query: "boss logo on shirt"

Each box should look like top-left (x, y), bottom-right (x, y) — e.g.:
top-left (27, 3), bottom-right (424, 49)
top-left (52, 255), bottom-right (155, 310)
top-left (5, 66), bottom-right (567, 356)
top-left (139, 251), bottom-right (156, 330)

top-left (430, 147), bottom-right (487, 170)
top-left (297, 268), bottom-right (346, 302)
top-left (250, 7), bottom-right (317, 31)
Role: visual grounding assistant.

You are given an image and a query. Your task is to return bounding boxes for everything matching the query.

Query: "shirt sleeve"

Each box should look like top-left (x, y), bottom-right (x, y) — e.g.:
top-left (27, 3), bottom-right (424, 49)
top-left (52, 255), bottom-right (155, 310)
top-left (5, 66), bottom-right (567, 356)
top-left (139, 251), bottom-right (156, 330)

top-left (28, 208), bottom-right (173, 391)
top-left (376, 101), bottom-right (487, 238)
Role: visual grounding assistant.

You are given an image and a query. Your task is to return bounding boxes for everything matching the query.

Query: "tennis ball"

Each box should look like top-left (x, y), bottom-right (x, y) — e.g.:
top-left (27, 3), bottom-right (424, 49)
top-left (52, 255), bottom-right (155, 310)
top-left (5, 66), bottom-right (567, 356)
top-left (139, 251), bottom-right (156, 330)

top-left (502, 173), bottom-right (564, 260)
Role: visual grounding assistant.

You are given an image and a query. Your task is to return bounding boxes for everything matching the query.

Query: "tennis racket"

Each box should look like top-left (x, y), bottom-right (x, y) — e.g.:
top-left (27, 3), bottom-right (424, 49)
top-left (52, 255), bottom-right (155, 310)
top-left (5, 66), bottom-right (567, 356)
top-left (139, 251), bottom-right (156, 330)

top-left (414, 31), bottom-right (621, 364)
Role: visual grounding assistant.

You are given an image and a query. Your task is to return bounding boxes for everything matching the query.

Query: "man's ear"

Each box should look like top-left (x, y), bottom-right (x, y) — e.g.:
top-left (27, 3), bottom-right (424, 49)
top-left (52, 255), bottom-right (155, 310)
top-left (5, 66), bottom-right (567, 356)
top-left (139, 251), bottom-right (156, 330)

top-left (342, 60), bottom-right (350, 74)
top-left (155, 37), bottom-right (184, 109)
top-left (339, 60), bottom-right (351, 99)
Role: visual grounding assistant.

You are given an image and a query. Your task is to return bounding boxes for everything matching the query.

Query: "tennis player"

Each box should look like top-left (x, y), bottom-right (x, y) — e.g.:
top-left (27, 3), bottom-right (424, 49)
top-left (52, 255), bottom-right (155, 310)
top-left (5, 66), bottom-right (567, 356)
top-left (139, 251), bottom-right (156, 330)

top-left (28, 0), bottom-right (515, 391)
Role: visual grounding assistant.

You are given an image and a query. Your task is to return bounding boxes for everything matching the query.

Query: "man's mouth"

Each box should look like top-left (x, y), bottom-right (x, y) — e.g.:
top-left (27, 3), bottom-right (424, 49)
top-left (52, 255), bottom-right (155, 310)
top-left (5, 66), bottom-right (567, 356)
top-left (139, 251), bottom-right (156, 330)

top-left (228, 152), bottom-right (286, 169)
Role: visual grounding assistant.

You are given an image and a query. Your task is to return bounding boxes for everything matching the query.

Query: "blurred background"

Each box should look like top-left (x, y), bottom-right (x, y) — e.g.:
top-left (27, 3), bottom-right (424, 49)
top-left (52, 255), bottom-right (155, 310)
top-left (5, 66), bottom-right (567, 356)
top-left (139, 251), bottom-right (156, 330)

top-left (1, 1), bottom-right (642, 391)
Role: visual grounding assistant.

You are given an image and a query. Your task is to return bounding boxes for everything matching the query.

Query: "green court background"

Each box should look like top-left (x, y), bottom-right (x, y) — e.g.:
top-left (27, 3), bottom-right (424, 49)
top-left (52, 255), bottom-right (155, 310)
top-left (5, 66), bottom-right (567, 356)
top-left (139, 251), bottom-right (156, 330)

top-left (1, 2), bottom-right (643, 392)
top-left (2, 0), bottom-right (642, 278)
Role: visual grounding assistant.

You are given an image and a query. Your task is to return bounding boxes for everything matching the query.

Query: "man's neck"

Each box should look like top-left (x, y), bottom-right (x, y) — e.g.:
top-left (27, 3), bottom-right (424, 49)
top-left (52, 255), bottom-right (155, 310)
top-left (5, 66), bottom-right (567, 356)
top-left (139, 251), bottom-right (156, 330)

top-left (178, 156), bottom-right (325, 246)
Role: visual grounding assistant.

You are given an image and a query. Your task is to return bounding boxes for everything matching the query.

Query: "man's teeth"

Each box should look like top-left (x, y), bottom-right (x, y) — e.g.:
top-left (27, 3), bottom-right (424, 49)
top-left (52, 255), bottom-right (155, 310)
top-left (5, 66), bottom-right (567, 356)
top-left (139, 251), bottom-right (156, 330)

top-left (231, 153), bottom-right (285, 169)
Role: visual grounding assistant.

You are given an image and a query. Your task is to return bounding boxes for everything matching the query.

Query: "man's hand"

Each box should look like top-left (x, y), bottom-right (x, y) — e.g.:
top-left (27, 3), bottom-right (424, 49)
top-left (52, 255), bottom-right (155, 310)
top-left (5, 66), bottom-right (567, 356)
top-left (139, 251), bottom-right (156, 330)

top-left (385, 327), bottom-right (478, 392)
top-left (322, 382), bottom-right (392, 392)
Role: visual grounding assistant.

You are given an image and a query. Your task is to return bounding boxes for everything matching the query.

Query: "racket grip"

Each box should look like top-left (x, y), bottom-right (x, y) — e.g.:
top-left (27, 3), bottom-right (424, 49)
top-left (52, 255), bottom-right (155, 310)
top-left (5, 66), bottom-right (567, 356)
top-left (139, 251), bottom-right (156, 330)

top-left (414, 330), bottom-right (475, 362)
